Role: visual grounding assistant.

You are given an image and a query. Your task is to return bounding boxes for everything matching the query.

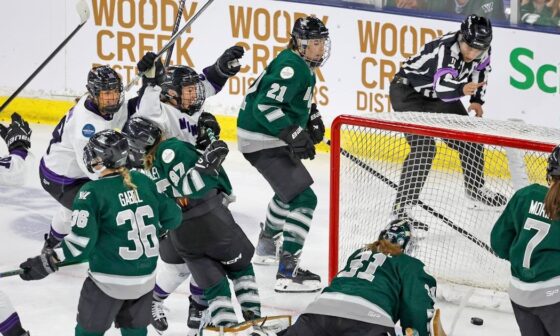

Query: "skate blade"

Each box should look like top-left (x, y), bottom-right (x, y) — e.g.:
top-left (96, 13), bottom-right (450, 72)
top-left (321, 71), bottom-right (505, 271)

top-left (252, 255), bottom-right (279, 265)
top-left (274, 279), bottom-right (322, 293)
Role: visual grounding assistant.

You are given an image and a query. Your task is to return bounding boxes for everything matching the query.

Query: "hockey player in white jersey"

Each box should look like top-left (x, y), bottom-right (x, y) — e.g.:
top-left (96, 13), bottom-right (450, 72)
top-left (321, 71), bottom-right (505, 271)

top-left (0, 112), bottom-right (32, 187)
top-left (0, 113), bottom-right (31, 336)
top-left (39, 65), bottom-right (135, 250)
top-left (131, 47), bottom-right (245, 334)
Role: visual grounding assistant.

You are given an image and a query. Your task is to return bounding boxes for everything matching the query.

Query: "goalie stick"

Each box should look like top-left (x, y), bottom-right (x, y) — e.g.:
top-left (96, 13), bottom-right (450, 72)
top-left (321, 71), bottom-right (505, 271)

top-left (325, 139), bottom-right (497, 257)
top-left (0, 0), bottom-right (90, 114)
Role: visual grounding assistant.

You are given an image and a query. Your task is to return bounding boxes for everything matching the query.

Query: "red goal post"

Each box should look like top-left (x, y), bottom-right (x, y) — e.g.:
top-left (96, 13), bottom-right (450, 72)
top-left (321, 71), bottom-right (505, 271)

top-left (329, 113), bottom-right (559, 291)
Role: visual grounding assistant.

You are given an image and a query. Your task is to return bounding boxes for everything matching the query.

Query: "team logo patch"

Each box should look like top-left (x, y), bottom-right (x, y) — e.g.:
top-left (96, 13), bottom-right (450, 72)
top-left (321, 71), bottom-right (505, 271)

top-left (162, 149), bottom-right (175, 163)
top-left (280, 66), bottom-right (294, 79)
top-left (82, 124), bottom-right (96, 138)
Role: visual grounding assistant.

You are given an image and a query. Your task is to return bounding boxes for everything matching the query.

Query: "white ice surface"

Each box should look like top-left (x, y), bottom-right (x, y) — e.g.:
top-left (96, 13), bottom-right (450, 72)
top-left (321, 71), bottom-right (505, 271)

top-left (0, 124), bottom-right (520, 335)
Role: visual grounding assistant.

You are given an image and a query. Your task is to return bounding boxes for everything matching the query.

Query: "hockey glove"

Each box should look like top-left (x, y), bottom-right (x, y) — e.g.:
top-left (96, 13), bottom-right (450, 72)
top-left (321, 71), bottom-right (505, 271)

top-left (195, 140), bottom-right (229, 175)
top-left (19, 248), bottom-right (59, 281)
top-left (278, 125), bottom-right (316, 161)
top-left (137, 52), bottom-right (165, 85)
top-left (215, 45), bottom-right (244, 78)
top-left (307, 103), bottom-right (325, 144)
top-left (196, 112), bottom-right (221, 150)
top-left (0, 112), bottom-right (31, 151)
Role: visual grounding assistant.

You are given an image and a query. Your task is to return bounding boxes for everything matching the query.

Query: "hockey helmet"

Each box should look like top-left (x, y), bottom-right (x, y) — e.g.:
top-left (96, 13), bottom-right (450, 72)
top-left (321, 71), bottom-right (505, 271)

top-left (83, 129), bottom-right (129, 174)
top-left (86, 65), bottom-right (124, 114)
top-left (121, 117), bottom-right (162, 169)
top-left (291, 16), bottom-right (331, 68)
top-left (460, 15), bottom-right (492, 50)
top-left (378, 219), bottom-right (412, 251)
top-left (160, 65), bottom-right (206, 115)
top-left (547, 144), bottom-right (560, 183)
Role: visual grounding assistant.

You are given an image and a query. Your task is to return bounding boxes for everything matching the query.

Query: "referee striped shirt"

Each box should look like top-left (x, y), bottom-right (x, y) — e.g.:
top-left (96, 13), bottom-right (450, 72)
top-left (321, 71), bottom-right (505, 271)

top-left (397, 31), bottom-right (491, 104)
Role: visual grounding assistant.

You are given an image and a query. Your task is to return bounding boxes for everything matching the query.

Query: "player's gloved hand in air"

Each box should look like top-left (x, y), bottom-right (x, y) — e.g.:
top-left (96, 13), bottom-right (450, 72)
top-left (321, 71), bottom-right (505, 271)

top-left (137, 51), bottom-right (165, 85)
top-left (215, 45), bottom-right (244, 78)
top-left (196, 112), bottom-right (221, 150)
top-left (19, 248), bottom-right (59, 281)
top-left (279, 125), bottom-right (316, 161)
top-left (0, 112), bottom-right (32, 151)
top-left (307, 103), bottom-right (325, 144)
top-left (195, 140), bottom-right (229, 175)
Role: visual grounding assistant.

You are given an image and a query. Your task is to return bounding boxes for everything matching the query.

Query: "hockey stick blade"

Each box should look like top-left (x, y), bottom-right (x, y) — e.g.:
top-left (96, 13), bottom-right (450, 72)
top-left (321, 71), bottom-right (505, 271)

top-left (0, 0), bottom-right (90, 114)
top-left (324, 139), bottom-right (497, 256)
top-left (125, 0), bottom-right (215, 91)
top-left (0, 269), bottom-right (24, 278)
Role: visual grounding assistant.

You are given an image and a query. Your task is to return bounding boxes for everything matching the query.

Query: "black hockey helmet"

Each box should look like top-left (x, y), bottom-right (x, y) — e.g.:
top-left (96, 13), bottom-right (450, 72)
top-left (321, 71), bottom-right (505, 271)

top-left (160, 65), bottom-right (206, 115)
top-left (378, 219), bottom-right (412, 251)
top-left (291, 16), bottom-right (331, 68)
top-left (86, 65), bottom-right (124, 114)
top-left (460, 15), bottom-right (492, 50)
top-left (547, 144), bottom-right (560, 183)
top-left (83, 129), bottom-right (129, 174)
top-left (121, 117), bottom-right (162, 169)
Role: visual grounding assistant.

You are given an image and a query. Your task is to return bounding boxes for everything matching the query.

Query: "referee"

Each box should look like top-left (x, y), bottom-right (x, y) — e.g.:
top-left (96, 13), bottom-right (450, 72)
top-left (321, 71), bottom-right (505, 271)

top-left (389, 15), bottom-right (506, 220)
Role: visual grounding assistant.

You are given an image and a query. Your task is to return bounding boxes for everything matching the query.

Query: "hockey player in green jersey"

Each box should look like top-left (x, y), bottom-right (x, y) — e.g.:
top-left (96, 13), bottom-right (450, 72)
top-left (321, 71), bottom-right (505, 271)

top-left (251, 220), bottom-right (441, 336)
top-left (237, 16), bottom-right (330, 293)
top-left (18, 130), bottom-right (182, 336)
top-left (122, 117), bottom-right (261, 328)
top-left (491, 144), bottom-right (560, 336)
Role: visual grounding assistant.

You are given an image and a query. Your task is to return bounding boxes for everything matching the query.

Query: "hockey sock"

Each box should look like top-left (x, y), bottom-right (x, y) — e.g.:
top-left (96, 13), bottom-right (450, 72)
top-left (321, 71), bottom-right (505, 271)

top-left (228, 266), bottom-right (261, 319)
top-left (263, 196), bottom-right (290, 236)
top-left (153, 262), bottom-right (190, 301)
top-left (190, 281), bottom-right (207, 307)
top-left (51, 206), bottom-right (73, 238)
top-left (0, 313), bottom-right (26, 336)
top-left (75, 324), bottom-right (105, 336)
top-left (282, 188), bottom-right (317, 255)
top-left (204, 277), bottom-right (237, 327)
top-left (120, 328), bottom-right (148, 336)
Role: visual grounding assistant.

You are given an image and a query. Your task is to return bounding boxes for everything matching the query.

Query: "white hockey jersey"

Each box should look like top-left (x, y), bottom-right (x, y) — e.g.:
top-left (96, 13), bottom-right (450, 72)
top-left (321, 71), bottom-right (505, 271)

top-left (0, 149), bottom-right (27, 187)
top-left (41, 96), bottom-right (130, 181)
top-left (134, 77), bottom-right (217, 145)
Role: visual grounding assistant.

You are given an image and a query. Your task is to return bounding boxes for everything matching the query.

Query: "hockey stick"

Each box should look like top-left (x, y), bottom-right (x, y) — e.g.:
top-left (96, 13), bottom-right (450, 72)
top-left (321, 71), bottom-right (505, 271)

top-left (124, 0), bottom-right (215, 91)
top-left (0, 0), bottom-right (90, 114)
top-left (324, 139), bottom-right (497, 256)
top-left (164, 0), bottom-right (187, 68)
top-left (0, 269), bottom-right (24, 278)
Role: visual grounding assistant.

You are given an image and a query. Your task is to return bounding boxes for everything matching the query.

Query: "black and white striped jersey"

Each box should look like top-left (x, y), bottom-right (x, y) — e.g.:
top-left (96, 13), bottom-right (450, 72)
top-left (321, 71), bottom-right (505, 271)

top-left (397, 31), bottom-right (491, 105)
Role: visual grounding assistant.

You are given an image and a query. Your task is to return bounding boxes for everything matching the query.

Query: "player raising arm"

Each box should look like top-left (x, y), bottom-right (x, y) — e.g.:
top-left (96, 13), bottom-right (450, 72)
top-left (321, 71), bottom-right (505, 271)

top-left (491, 144), bottom-right (560, 336)
top-left (0, 112), bottom-right (32, 187)
top-left (19, 130), bottom-right (182, 336)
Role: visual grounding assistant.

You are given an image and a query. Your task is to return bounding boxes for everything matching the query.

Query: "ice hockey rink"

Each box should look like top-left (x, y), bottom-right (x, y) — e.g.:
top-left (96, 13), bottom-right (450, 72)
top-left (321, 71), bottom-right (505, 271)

top-left (0, 123), bottom-right (521, 335)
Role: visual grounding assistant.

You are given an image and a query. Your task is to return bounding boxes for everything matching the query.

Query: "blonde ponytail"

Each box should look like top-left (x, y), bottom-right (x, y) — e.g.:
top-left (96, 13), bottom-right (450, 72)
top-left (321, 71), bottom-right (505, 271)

top-left (365, 240), bottom-right (403, 256)
top-left (116, 167), bottom-right (136, 190)
top-left (143, 138), bottom-right (163, 170)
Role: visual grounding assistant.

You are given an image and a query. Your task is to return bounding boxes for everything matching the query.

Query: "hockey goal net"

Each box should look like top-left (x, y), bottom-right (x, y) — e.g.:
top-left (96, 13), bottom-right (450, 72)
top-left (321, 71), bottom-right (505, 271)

top-left (329, 113), bottom-right (560, 292)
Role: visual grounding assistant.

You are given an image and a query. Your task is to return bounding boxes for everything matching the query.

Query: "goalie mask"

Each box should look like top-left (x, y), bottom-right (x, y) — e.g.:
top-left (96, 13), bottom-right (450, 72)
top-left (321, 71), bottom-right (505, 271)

top-left (121, 117), bottom-right (162, 169)
top-left (83, 130), bottom-right (129, 174)
top-left (378, 219), bottom-right (412, 252)
top-left (86, 65), bottom-right (124, 115)
top-left (160, 65), bottom-right (206, 115)
top-left (546, 144), bottom-right (560, 184)
top-left (291, 16), bottom-right (331, 68)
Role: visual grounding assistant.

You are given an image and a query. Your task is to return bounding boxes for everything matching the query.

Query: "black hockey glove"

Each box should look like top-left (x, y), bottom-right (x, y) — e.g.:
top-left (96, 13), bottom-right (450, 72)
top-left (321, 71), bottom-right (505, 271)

top-left (215, 45), bottom-right (244, 78)
top-left (278, 125), bottom-right (316, 161)
top-left (137, 52), bottom-right (165, 85)
top-left (307, 103), bottom-right (325, 145)
top-left (195, 140), bottom-right (229, 175)
top-left (0, 112), bottom-right (31, 151)
top-left (19, 248), bottom-right (59, 281)
top-left (196, 112), bottom-right (221, 150)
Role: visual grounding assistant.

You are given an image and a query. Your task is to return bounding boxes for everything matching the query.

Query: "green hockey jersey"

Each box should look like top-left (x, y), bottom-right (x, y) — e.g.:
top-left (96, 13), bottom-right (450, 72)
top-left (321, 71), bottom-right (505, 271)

top-left (237, 48), bottom-right (316, 153)
top-left (491, 183), bottom-right (560, 307)
top-left (148, 138), bottom-right (232, 201)
top-left (60, 171), bottom-right (182, 300)
top-left (304, 248), bottom-right (436, 336)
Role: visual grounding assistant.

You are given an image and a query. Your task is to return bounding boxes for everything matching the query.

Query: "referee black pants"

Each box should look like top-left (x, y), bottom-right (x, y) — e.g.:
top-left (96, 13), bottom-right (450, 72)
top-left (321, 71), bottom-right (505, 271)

top-left (389, 79), bottom-right (485, 213)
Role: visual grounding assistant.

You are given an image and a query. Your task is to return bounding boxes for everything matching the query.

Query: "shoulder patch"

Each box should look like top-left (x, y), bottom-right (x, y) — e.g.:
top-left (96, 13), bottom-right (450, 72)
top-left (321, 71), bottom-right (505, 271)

top-left (82, 124), bottom-right (96, 138)
top-left (161, 149), bottom-right (175, 164)
top-left (280, 66), bottom-right (294, 79)
top-left (78, 191), bottom-right (91, 200)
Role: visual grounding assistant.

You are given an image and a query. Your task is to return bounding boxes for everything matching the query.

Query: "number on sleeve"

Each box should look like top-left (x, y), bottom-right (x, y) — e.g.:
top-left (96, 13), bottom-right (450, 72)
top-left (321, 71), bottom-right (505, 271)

top-left (266, 83), bottom-right (287, 102)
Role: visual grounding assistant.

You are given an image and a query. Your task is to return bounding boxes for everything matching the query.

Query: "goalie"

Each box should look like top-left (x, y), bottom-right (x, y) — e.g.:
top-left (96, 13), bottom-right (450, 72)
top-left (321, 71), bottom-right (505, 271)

top-left (253, 220), bottom-right (445, 336)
